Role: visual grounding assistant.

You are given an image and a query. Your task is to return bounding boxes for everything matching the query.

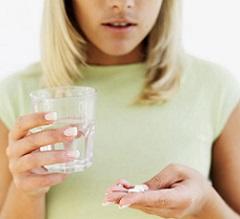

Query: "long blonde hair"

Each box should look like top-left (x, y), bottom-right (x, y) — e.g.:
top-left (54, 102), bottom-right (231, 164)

top-left (41, 0), bottom-right (183, 105)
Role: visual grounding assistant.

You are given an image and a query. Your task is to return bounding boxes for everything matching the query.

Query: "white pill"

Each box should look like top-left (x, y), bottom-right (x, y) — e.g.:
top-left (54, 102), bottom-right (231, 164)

top-left (128, 188), bottom-right (139, 193)
top-left (128, 184), bottom-right (149, 193)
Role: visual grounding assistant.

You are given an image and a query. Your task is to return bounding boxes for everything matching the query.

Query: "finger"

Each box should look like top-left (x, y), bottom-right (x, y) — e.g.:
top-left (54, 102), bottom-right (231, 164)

top-left (104, 192), bottom-right (128, 204)
top-left (144, 164), bottom-right (186, 190)
top-left (135, 206), bottom-right (174, 219)
top-left (11, 150), bottom-right (79, 173)
top-left (119, 189), bottom-right (177, 209)
top-left (8, 126), bottom-right (79, 158)
top-left (31, 166), bottom-right (49, 175)
top-left (106, 185), bottom-right (129, 194)
top-left (116, 179), bottom-right (134, 189)
top-left (16, 173), bottom-right (69, 191)
top-left (9, 112), bottom-right (57, 141)
top-left (139, 208), bottom-right (158, 216)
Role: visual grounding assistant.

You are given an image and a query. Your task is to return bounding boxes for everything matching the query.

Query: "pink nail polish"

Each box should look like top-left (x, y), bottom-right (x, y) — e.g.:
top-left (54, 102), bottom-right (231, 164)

top-left (118, 204), bottom-right (130, 209)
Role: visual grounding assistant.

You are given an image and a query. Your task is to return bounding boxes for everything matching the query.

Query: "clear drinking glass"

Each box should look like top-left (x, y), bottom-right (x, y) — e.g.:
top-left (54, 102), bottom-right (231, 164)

top-left (30, 86), bottom-right (96, 173)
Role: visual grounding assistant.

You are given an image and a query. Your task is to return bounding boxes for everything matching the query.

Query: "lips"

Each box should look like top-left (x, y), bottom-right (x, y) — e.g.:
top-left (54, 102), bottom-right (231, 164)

top-left (102, 23), bottom-right (136, 28)
top-left (101, 19), bottom-right (138, 28)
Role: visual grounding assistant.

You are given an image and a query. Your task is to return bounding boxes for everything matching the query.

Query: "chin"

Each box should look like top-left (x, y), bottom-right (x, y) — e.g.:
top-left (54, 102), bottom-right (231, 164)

top-left (100, 44), bottom-right (137, 56)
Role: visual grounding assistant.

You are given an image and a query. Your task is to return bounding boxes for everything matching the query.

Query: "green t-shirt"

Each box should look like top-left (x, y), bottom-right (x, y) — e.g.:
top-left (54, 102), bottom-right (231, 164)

top-left (0, 54), bottom-right (239, 219)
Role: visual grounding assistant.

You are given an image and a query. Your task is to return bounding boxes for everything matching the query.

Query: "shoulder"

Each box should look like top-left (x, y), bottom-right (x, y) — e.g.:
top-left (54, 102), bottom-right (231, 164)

top-left (0, 63), bottom-right (42, 92)
top-left (183, 54), bottom-right (240, 140)
top-left (183, 53), bottom-right (239, 88)
top-left (0, 62), bottom-right (42, 109)
top-left (0, 63), bottom-right (42, 129)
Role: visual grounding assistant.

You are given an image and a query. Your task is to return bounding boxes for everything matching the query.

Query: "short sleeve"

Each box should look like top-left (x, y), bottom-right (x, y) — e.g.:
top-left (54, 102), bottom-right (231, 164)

top-left (0, 76), bottom-right (19, 129)
top-left (213, 71), bottom-right (240, 140)
top-left (0, 65), bottom-right (43, 130)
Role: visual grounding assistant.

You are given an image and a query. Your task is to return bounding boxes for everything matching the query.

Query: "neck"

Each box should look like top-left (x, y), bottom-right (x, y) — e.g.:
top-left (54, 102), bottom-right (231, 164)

top-left (86, 44), bottom-right (145, 66)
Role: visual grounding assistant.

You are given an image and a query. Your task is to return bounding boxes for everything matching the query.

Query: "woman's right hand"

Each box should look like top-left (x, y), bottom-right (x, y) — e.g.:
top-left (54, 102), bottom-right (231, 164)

top-left (6, 112), bottom-right (79, 198)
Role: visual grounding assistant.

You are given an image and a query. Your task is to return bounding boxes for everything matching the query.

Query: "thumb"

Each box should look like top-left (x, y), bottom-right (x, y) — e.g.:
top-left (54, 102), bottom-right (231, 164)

top-left (119, 189), bottom-right (177, 209)
top-left (144, 164), bottom-right (186, 190)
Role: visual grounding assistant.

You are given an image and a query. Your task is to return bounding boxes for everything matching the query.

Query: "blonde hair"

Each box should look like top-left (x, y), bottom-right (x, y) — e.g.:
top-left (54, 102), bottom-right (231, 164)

top-left (41, 0), bottom-right (183, 105)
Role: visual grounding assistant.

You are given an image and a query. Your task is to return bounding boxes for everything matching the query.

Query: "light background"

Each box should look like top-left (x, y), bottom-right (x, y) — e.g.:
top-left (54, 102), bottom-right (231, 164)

top-left (0, 0), bottom-right (239, 80)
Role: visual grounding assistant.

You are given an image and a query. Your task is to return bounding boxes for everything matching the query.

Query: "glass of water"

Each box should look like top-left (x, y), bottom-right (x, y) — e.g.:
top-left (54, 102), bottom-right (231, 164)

top-left (30, 86), bottom-right (97, 173)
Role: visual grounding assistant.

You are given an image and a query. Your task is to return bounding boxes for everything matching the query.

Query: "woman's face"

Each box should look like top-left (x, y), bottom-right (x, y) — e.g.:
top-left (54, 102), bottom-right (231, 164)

top-left (73, 0), bottom-right (163, 64)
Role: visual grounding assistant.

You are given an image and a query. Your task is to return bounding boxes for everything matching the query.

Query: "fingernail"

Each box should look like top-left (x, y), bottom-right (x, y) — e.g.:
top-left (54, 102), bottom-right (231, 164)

top-left (45, 112), bottom-right (57, 121)
top-left (118, 204), bottom-right (130, 209)
top-left (117, 184), bottom-right (124, 188)
top-left (102, 202), bottom-right (114, 207)
top-left (66, 150), bottom-right (80, 158)
top-left (64, 127), bottom-right (78, 137)
top-left (142, 184), bottom-right (149, 191)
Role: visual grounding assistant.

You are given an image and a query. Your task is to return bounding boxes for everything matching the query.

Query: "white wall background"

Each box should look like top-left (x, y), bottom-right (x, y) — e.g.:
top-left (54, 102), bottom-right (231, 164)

top-left (182, 0), bottom-right (240, 79)
top-left (0, 0), bottom-right (43, 80)
top-left (0, 0), bottom-right (240, 80)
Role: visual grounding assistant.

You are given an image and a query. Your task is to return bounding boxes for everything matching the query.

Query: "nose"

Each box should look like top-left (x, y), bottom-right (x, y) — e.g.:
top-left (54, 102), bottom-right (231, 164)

top-left (109, 0), bottom-right (135, 11)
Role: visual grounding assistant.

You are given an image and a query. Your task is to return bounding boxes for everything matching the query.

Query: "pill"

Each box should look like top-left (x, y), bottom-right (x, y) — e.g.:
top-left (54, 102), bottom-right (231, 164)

top-left (128, 184), bottom-right (149, 193)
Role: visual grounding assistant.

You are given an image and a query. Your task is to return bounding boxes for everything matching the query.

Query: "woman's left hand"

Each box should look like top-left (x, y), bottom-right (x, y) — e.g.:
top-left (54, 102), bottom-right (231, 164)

top-left (103, 164), bottom-right (215, 219)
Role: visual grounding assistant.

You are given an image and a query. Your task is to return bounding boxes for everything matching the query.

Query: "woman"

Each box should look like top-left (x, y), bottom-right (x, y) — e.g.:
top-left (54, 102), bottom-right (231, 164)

top-left (0, 0), bottom-right (239, 218)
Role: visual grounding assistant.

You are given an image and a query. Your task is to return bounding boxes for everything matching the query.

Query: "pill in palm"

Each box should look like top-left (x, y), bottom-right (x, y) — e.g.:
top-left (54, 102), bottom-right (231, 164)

top-left (128, 184), bottom-right (149, 193)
